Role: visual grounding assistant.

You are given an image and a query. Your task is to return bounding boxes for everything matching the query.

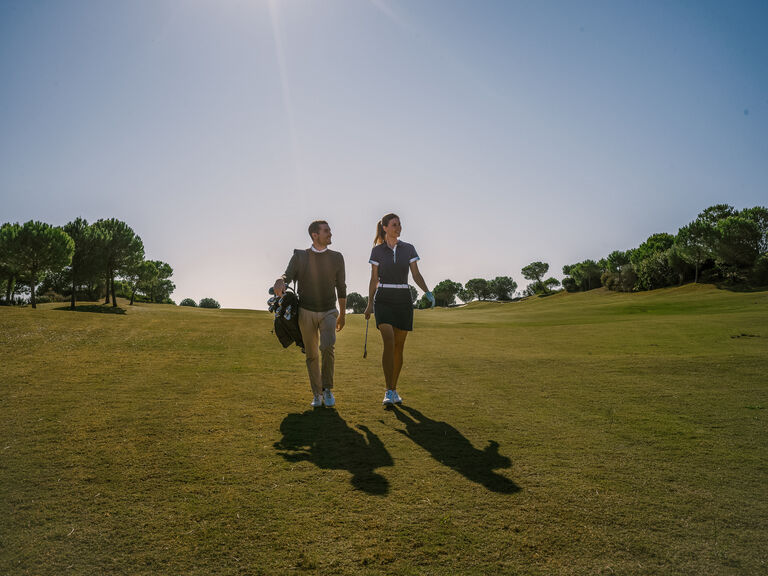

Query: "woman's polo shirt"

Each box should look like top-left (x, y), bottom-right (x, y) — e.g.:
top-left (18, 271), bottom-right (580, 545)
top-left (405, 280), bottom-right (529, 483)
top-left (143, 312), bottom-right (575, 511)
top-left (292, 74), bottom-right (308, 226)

top-left (369, 241), bottom-right (420, 286)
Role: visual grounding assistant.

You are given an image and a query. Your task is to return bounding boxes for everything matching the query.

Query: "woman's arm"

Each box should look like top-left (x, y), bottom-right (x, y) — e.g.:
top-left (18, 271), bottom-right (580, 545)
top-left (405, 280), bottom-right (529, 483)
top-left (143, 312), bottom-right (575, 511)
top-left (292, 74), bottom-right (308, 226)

top-left (410, 261), bottom-right (429, 294)
top-left (364, 264), bottom-right (378, 319)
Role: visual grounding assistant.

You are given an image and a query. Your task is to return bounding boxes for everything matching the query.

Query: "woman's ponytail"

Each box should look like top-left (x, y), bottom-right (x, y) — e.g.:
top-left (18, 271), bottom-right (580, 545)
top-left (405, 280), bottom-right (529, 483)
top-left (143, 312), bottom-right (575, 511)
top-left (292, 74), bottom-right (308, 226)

top-left (373, 220), bottom-right (386, 246)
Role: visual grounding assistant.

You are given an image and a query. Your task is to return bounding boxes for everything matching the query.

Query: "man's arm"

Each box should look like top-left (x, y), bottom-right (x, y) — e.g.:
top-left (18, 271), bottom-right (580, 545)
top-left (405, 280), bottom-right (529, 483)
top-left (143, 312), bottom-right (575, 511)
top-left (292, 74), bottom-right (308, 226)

top-left (335, 254), bottom-right (347, 332)
top-left (274, 252), bottom-right (298, 297)
top-left (336, 297), bottom-right (346, 332)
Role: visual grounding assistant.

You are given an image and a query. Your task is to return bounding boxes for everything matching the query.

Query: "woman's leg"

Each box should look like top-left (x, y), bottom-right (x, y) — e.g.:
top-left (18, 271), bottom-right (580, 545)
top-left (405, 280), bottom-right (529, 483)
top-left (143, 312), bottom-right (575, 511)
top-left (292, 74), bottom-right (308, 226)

top-left (392, 328), bottom-right (408, 389)
top-left (378, 323), bottom-right (395, 389)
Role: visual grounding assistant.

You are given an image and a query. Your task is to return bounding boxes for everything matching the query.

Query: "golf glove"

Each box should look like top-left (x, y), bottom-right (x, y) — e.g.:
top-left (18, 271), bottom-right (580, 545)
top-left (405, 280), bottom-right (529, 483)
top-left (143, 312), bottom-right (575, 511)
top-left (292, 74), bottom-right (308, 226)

top-left (426, 291), bottom-right (436, 307)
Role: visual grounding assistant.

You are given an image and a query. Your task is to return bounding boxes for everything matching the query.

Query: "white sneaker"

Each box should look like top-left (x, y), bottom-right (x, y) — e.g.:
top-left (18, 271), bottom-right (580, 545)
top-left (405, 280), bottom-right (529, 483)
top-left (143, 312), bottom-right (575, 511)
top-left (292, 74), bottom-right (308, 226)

top-left (323, 388), bottom-right (335, 407)
top-left (382, 389), bottom-right (394, 406)
top-left (311, 394), bottom-right (323, 408)
top-left (391, 390), bottom-right (403, 405)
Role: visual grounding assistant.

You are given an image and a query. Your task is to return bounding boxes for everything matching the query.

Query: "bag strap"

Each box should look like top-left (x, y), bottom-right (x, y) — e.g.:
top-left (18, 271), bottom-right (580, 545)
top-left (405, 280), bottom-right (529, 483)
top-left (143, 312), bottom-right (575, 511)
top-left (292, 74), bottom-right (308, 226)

top-left (292, 248), bottom-right (311, 292)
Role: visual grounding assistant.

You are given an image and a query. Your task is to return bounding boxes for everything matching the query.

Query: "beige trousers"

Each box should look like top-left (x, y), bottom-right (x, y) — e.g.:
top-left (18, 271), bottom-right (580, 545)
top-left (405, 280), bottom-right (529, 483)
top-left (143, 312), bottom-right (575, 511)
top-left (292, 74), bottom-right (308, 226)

top-left (298, 308), bottom-right (338, 396)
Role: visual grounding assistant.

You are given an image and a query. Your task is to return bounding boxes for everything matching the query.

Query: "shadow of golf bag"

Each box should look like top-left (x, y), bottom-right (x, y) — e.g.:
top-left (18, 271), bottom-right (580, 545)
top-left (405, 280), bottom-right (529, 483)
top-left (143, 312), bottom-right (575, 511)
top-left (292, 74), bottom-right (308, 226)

top-left (268, 286), bottom-right (305, 352)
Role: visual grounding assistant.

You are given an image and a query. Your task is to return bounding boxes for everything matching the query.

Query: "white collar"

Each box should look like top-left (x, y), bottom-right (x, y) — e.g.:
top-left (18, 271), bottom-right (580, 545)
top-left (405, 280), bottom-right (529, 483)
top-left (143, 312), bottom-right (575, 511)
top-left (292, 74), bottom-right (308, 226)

top-left (310, 245), bottom-right (328, 253)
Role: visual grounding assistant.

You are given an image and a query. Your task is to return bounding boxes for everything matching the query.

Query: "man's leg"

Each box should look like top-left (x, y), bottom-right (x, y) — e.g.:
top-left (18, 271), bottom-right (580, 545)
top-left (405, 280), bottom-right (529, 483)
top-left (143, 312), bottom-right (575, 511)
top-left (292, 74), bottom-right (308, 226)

top-left (298, 309), bottom-right (322, 396)
top-left (319, 309), bottom-right (338, 390)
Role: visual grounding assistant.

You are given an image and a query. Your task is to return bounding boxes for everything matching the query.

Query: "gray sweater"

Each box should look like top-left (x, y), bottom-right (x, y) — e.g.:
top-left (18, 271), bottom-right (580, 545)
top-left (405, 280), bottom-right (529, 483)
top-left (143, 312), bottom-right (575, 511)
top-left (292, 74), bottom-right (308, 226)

top-left (284, 248), bottom-right (346, 312)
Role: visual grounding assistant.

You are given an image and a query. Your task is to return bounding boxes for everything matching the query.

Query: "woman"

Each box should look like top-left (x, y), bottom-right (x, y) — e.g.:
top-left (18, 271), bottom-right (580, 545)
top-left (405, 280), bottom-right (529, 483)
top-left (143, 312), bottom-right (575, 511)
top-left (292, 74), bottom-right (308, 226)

top-left (364, 213), bottom-right (435, 406)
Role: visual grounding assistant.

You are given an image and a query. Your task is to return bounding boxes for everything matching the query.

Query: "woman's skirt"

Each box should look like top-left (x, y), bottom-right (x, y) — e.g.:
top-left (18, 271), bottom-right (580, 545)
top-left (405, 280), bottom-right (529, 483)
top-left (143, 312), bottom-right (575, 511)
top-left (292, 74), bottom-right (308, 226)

top-left (373, 287), bottom-right (414, 331)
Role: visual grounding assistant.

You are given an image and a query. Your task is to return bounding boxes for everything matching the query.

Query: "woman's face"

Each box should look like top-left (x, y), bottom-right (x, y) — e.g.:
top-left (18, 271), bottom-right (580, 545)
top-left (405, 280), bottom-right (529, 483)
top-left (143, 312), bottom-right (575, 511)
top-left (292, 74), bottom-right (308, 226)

top-left (383, 217), bottom-right (401, 237)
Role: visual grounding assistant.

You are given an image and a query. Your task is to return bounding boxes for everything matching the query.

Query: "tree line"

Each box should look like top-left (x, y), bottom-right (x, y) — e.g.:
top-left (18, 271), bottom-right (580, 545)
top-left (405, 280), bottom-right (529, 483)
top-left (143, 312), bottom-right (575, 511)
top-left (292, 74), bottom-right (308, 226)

top-left (561, 204), bottom-right (768, 293)
top-left (344, 203), bottom-right (767, 312)
top-left (345, 275), bottom-right (527, 312)
top-left (0, 218), bottom-right (175, 309)
top-left (180, 298), bottom-right (221, 309)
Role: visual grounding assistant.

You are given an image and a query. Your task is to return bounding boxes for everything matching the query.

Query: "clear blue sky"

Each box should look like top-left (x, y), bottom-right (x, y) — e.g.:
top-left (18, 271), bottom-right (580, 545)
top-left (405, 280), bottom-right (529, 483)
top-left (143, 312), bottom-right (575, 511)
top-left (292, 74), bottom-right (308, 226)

top-left (1, 0), bottom-right (766, 308)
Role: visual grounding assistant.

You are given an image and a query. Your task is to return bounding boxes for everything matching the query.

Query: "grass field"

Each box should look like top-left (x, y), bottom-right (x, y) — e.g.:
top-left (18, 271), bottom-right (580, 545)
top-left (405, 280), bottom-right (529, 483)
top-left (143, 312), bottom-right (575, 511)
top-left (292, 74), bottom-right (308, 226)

top-left (1, 284), bottom-right (767, 575)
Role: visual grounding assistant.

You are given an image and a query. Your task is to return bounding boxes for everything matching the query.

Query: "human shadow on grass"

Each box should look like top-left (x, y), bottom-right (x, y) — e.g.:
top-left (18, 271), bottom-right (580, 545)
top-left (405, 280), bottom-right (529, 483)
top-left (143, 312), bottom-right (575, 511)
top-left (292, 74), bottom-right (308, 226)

top-left (55, 304), bottom-right (126, 314)
top-left (389, 405), bottom-right (520, 494)
top-left (274, 409), bottom-right (393, 495)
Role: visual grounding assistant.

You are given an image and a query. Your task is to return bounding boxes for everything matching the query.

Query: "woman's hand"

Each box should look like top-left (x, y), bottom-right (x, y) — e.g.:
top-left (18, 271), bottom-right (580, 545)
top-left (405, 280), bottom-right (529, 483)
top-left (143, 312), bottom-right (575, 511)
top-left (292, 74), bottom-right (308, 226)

top-left (364, 302), bottom-right (373, 320)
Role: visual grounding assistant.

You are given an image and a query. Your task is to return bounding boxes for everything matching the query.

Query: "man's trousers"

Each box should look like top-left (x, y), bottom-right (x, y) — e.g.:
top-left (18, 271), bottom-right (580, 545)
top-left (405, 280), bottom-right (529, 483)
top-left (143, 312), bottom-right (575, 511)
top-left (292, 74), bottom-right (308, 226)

top-left (298, 308), bottom-right (338, 396)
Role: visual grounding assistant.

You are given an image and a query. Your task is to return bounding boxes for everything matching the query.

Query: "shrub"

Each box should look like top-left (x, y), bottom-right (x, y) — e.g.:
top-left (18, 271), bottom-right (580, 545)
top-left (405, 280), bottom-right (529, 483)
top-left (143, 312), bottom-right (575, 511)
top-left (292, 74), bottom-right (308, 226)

top-left (751, 254), bottom-right (768, 286)
top-left (199, 298), bottom-right (220, 309)
top-left (561, 277), bottom-right (579, 292)
top-left (179, 298), bottom-right (197, 307)
top-left (345, 292), bottom-right (367, 314)
top-left (433, 279), bottom-right (462, 307)
top-left (37, 291), bottom-right (67, 304)
top-left (602, 266), bottom-right (637, 292)
top-left (417, 294), bottom-right (431, 309)
top-left (601, 271), bottom-right (617, 291)
top-left (635, 252), bottom-right (676, 291)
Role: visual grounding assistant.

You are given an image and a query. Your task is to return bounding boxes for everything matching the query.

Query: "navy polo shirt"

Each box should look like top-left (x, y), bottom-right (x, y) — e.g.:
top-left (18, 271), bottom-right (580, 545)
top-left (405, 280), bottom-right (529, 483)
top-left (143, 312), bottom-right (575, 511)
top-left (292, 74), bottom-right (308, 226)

top-left (369, 241), bottom-right (419, 285)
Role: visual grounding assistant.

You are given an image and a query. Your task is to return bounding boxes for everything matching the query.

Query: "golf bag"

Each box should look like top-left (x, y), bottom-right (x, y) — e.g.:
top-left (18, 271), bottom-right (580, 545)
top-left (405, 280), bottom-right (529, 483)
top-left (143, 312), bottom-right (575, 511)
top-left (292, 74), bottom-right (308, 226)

top-left (269, 286), bottom-right (304, 352)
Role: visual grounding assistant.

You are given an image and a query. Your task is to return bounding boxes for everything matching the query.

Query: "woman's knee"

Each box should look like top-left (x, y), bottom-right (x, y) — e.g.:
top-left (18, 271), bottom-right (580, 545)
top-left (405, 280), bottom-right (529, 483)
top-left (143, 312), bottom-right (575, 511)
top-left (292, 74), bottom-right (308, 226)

top-left (379, 325), bottom-right (395, 344)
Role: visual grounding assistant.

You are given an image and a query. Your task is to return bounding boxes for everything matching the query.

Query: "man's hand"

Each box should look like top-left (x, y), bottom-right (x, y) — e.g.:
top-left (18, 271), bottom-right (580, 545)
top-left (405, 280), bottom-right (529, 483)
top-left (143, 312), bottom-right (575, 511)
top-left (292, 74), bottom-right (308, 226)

top-left (336, 312), bottom-right (346, 332)
top-left (273, 278), bottom-right (286, 297)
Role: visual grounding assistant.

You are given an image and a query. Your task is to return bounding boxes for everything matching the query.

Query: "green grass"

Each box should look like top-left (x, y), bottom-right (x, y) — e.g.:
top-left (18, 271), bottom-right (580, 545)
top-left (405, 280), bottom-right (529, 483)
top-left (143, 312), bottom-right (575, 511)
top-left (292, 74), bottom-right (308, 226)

top-left (1, 284), bottom-right (767, 575)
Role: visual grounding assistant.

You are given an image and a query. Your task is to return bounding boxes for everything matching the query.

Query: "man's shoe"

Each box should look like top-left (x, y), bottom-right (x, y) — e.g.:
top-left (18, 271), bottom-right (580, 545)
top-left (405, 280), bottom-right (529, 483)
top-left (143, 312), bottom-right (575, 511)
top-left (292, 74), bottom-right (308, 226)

top-left (323, 388), bottom-right (335, 407)
top-left (311, 394), bottom-right (323, 408)
top-left (391, 390), bottom-right (403, 405)
top-left (382, 389), bottom-right (394, 406)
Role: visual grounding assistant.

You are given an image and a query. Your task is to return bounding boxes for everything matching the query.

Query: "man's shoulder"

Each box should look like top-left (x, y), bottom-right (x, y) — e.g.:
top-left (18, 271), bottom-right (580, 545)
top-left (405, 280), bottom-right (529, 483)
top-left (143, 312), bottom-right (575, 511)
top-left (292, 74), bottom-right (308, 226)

top-left (328, 248), bottom-right (345, 261)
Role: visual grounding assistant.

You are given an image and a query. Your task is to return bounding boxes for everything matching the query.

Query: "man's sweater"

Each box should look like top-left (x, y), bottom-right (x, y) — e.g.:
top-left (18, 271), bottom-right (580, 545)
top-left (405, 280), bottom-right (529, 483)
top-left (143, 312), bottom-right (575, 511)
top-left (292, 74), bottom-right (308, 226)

top-left (284, 248), bottom-right (346, 312)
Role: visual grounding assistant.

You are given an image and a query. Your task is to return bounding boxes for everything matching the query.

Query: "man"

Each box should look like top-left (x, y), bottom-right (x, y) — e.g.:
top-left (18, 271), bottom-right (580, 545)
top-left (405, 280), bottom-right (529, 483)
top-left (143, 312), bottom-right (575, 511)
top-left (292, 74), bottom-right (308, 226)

top-left (273, 220), bottom-right (346, 408)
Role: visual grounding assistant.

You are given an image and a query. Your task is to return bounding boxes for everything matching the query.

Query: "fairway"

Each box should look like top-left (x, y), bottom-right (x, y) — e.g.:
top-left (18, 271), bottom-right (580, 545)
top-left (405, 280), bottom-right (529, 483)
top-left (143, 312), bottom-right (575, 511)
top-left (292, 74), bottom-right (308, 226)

top-left (1, 285), bottom-right (767, 575)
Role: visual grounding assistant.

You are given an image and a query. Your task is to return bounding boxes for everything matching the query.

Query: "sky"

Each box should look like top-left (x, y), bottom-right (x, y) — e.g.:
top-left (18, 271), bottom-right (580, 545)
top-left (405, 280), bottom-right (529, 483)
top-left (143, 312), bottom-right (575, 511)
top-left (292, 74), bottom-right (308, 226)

top-left (1, 0), bottom-right (766, 309)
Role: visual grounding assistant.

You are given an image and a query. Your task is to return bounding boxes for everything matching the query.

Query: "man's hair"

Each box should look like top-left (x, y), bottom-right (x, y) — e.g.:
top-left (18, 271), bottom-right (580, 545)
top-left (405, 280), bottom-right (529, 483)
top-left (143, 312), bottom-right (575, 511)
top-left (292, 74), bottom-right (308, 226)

top-left (308, 220), bottom-right (329, 238)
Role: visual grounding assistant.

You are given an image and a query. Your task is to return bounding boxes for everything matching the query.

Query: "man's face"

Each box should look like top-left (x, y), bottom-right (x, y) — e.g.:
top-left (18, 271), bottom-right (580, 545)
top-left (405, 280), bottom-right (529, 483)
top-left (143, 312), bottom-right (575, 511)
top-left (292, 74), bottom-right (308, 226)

top-left (314, 224), bottom-right (332, 247)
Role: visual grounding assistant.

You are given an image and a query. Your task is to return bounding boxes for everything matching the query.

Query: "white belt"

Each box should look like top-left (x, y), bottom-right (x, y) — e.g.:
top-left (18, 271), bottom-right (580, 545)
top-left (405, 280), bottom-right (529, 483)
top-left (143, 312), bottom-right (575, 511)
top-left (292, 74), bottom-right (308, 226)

top-left (378, 283), bottom-right (409, 289)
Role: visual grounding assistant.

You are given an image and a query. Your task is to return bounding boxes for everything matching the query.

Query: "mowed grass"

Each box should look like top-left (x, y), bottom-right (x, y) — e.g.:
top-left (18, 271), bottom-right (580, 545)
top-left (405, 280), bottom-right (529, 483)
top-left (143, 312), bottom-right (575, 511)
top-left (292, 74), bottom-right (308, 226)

top-left (1, 284), bottom-right (767, 575)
